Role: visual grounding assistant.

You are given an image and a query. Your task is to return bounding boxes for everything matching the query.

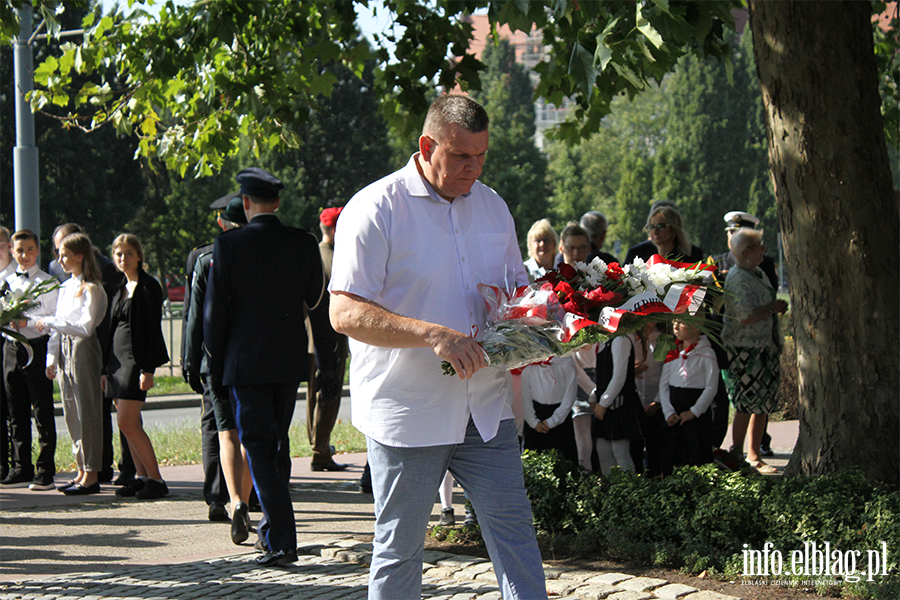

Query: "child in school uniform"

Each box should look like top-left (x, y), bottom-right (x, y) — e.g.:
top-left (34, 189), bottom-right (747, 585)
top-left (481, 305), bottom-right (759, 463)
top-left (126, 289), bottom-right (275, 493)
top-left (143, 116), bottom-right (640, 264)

top-left (520, 355), bottom-right (579, 467)
top-left (37, 233), bottom-right (108, 495)
top-left (590, 336), bottom-right (643, 474)
top-left (659, 319), bottom-right (719, 475)
top-left (1, 230), bottom-right (58, 490)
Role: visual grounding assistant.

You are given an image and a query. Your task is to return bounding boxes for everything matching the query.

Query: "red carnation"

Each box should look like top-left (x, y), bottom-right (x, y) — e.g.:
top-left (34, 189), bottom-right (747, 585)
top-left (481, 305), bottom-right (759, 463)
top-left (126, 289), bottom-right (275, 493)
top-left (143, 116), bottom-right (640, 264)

top-left (584, 286), bottom-right (623, 308)
top-left (606, 263), bottom-right (624, 281)
top-left (557, 263), bottom-right (578, 281)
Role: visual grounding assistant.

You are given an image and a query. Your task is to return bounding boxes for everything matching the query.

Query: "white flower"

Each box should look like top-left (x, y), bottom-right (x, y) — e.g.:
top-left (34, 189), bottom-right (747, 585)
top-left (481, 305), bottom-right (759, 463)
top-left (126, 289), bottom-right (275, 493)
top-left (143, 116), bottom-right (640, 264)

top-left (646, 263), bottom-right (673, 289)
top-left (668, 268), bottom-right (691, 283)
top-left (589, 257), bottom-right (608, 274)
top-left (583, 268), bottom-right (602, 289)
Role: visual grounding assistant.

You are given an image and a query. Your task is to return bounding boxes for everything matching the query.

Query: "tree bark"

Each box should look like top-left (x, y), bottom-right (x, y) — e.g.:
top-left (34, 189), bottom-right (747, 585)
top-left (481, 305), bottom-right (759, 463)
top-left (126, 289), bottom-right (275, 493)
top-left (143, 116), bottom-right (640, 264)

top-left (749, 1), bottom-right (899, 487)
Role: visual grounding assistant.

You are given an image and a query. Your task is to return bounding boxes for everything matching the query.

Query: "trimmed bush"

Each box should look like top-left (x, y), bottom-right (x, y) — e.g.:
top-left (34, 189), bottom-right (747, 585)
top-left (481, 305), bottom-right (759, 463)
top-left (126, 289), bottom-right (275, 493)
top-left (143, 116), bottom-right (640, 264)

top-left (521, 452), bottom-right (899, 597)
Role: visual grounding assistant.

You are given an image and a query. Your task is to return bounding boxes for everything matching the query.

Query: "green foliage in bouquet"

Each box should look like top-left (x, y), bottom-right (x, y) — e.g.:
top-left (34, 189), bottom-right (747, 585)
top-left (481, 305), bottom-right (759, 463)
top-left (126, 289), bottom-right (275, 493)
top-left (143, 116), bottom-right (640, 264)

top-left (441, 323), bottom-right (610, 376)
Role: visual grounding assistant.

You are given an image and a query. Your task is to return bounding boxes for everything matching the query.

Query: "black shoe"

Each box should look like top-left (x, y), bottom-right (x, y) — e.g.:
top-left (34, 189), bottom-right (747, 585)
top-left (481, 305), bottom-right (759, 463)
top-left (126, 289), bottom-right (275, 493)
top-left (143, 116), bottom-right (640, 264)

top-left (208, 501), bottom-right (229, 522)
top-left (116, 478), bottom-right (146, 497)
top-left (760, 447), bottom-right (774, 458)
top-left (57, 480), bottom-right (78, 492)
top-left (113, 473), bottom-right (136, 486)
top-left (310, 460), bottom-right (348, 472)
top-left (359, 469), bottom-right (372, 494)
top-left (135, 479), bottom-right (168, 500)
top-left (254, 538), bottom-right (269, 553)
top-left (63, 482), bottom-right (101, 496)
top-left (0, 470), bottom-right (35, 488)
top-left (231, 501), bottom-right (250, 544)
top-left (97, 469), bottom-right (114, 483)
top-left (254, 548), bottom-right (298, 567)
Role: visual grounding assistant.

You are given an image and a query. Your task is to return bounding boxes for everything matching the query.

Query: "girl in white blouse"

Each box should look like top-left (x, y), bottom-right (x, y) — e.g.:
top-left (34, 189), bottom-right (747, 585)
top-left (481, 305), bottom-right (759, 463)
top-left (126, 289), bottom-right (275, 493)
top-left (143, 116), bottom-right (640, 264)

top-left (37, 233), bottom-right (108, 495)
top-left (659, 320), bottom-right (719, 474)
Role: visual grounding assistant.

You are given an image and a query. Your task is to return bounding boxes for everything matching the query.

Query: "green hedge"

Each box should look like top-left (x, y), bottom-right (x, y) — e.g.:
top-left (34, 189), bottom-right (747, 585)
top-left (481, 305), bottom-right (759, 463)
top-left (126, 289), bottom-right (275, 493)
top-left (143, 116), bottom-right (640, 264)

top-left (521, 451), bottom-right (899, 599)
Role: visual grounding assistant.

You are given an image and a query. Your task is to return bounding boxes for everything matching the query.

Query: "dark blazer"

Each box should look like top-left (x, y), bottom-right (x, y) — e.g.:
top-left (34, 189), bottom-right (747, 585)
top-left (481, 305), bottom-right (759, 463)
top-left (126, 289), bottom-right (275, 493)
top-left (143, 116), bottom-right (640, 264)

top-left (203, 213), bottom-right (328, 387)
top-left (184, 248), bottom-right (214, 380)
top-left (181, 241), bottom-right (213, 380)
top-left (107, 269), bottom-right (169, 373)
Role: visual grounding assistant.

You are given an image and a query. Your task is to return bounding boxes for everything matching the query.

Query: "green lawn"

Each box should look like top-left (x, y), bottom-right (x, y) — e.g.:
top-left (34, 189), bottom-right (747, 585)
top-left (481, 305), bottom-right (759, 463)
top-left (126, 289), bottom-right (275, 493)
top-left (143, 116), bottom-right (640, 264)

top-left (50, 419), bottom-right (366, 473)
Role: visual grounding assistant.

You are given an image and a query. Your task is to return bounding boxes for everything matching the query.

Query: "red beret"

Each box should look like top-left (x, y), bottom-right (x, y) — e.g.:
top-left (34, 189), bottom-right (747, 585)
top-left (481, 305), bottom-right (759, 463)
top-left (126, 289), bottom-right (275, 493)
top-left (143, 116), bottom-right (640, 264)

top-left (319, 207), bottom-right (343, 228)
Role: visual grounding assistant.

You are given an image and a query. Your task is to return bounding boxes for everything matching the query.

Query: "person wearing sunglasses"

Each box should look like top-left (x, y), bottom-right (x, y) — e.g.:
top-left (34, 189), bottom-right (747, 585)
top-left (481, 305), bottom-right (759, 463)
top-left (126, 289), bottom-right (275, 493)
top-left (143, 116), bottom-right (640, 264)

top-left (624, 201), bottom-right (704, 264)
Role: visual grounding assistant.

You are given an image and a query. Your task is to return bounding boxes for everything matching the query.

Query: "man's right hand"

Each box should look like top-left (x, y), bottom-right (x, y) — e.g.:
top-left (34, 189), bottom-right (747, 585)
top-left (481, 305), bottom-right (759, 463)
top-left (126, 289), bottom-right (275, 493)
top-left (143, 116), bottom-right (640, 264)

top-left (427, 326), bottom-right (487, 380)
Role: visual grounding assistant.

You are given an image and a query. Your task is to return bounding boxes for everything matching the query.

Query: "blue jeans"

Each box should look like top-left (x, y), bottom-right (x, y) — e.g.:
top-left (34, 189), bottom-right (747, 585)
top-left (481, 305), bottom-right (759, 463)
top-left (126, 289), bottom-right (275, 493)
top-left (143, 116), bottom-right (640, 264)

top-left (367, 418), bottom-right (547, 600)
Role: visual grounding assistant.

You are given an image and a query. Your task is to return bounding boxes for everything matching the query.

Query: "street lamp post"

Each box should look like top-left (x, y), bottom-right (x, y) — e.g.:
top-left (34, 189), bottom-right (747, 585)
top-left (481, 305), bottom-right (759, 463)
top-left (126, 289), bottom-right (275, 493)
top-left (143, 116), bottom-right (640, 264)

top-left (12, 2), bottom-right (40, 237)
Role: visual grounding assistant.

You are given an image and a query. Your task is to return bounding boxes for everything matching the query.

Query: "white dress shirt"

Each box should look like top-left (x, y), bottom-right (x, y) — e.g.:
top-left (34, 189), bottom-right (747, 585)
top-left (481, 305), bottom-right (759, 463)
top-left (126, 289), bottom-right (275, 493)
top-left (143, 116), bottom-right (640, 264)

top-left (330, 154), bottom-right (529, 447)
top-left (659, 335), bottom-right (719, 419)
top-left (45, 274), bottom-right (108, 368)
top-left (3, 264), bottom-right (58, 340)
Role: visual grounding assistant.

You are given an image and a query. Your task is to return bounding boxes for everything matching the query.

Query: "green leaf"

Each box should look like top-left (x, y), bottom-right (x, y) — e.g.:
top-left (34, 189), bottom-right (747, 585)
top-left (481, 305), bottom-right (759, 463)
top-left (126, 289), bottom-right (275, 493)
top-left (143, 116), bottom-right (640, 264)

top-left (651, 0), bottom-right (672, 16)
top-left (636, 5), bottom-right (664, 49)
top-left (568, 41), bottom-right (598, 101)
top-left (595, 35), bottom-right (613, 72)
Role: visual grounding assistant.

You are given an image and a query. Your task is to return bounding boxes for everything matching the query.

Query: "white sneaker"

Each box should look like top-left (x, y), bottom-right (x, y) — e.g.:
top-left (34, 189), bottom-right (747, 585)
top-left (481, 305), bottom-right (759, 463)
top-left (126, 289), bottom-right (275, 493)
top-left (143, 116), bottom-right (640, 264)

top-left (28, 476), bottom-right (56, 491)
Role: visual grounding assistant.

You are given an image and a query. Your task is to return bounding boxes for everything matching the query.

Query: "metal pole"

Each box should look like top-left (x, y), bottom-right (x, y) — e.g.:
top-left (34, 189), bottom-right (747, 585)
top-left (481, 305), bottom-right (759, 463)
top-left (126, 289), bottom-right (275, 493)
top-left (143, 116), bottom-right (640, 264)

top-left (13, 2), bottom-right (40, 238)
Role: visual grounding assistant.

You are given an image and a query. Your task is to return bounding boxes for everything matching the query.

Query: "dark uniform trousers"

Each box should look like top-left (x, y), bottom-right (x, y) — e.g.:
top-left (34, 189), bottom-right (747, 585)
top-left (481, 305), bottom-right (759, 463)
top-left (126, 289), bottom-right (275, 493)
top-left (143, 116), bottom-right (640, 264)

top-left (306, 334), bottom-right (348, 464)
top-left (231, 381), bottom-right (298, 553)
top-left (3, 336), bottom-right (55, 477)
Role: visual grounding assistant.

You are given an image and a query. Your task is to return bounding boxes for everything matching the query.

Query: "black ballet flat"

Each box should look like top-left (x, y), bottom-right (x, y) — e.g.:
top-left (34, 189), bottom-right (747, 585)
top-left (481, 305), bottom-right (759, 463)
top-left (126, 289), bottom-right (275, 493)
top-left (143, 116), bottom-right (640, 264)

top-left (57, 480), bottom-right (78, 492)
top-left (62, 482), bottom-right (101, 496)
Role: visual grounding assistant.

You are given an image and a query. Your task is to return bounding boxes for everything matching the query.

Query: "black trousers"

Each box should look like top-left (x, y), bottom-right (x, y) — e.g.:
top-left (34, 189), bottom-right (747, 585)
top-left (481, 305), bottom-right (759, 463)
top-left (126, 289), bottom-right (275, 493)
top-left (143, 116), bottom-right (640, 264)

top-left (201, 384), bottom-right (227, 504)
top-left (4, 337), bottom-right (55, 476)
top-left (0, 340), bottom-right (9, 478)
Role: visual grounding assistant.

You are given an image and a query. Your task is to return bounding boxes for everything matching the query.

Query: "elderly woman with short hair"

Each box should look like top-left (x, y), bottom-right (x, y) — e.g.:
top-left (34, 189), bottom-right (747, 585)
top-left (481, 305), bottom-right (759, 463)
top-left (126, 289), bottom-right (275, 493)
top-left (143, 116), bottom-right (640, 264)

top-left (722, 228), bottom-right (788, 473)
top-left (523, 219), bottom-right (559, 282)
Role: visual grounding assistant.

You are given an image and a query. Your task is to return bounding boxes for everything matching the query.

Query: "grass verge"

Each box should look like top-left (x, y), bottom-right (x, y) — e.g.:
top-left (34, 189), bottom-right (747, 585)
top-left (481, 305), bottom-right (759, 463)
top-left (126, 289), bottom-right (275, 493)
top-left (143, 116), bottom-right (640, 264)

top-left (49, 418), bottom-right (366, 472)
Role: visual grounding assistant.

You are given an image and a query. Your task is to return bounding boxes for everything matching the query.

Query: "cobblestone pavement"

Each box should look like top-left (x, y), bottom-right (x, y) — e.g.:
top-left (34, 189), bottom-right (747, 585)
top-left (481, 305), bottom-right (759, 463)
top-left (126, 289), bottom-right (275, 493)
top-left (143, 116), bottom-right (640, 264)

top-left (0, 419), bottom-right (802, 600)
top-left (0, 538), bottom-right (743, 600)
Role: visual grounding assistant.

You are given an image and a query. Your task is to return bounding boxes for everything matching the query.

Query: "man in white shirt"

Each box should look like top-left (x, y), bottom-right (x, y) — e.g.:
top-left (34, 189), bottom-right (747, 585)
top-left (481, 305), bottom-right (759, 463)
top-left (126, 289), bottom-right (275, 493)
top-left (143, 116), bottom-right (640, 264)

top-left (1, 230), bottom-right (59, 489)
top-left (329, 95), bottom-right (547, 600)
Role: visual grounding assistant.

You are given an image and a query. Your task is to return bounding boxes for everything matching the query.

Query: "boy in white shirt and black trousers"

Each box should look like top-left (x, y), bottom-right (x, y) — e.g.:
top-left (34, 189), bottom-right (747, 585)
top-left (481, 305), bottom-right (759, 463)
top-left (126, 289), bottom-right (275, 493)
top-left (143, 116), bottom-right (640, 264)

top-left (659, 318), bottom-right (719, 476)
top-left (1, 230), bottom-right (59, 490)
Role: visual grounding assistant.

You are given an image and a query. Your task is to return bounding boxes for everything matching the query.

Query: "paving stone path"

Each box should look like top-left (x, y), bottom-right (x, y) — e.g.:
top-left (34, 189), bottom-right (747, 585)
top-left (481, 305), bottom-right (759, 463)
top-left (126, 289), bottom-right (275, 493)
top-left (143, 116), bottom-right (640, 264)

top-left (0, 538), bottom-right (743, 600)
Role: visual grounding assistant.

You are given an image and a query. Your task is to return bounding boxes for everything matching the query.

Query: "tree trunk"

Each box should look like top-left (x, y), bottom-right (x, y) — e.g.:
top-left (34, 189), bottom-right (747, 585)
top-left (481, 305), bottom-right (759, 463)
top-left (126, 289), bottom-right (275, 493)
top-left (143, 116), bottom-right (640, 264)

top-left (749, 1), bottom-right (899, 487)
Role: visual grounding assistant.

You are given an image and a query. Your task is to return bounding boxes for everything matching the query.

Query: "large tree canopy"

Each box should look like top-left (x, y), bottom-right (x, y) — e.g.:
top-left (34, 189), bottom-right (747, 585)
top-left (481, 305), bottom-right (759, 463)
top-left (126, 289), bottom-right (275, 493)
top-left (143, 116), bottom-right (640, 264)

top-left (4, 0), bottom-right (743, 176)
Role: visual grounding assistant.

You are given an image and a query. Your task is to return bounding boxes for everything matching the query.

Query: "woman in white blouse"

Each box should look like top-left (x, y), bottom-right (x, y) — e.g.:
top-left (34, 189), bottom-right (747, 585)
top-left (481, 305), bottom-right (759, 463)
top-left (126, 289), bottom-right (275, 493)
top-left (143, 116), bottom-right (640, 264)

top-left (37, 233), bottom-right (108, 495)
top-left (523, 219), bottom-right (558, 282)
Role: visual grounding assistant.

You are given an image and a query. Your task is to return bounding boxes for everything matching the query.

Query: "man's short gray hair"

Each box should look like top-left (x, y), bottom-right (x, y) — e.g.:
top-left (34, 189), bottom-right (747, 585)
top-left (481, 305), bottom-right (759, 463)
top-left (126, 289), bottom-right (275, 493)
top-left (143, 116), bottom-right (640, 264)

top-left (423, 95), bottom-right (489, 139)
top-left (579, 211), bottom-right (608, 238)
